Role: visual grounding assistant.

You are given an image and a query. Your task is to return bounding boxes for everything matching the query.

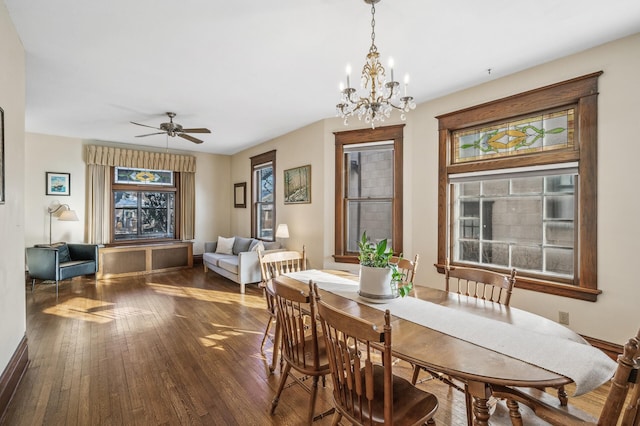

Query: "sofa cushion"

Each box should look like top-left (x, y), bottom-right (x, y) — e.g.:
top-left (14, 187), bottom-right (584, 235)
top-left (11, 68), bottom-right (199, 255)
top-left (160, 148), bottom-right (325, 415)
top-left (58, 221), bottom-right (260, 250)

top-left (232, 237), bottom-right (254, 255)
top-left (203, 252), bottom-right (235, 267)
top-left (218, 257), bottom-right (239, 275)
top-left (215, 236), bottom-right (235, 255)
top-left (57, 244), bottom-right (72, 263)
top-left (263, 241), bottom-right (282, 250)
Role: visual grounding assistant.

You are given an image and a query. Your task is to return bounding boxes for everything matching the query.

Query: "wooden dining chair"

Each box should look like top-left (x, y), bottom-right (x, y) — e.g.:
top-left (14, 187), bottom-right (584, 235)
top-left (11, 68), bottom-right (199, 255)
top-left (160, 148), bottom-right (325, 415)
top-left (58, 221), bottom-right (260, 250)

top-left (270, 278), bottom-right (331, 424)
top-left (390, 254), bottom-right (419, 295)
top-left (411, 265), bottom-right (517, 425)
top-left (445, 265), bottom-right (517, 305)
top-left (257, 247), bottom-right (306, 371)
top-left (490, 328), bottom-right (640, 426)
top-left (312, 282), bottom-right (439, 426)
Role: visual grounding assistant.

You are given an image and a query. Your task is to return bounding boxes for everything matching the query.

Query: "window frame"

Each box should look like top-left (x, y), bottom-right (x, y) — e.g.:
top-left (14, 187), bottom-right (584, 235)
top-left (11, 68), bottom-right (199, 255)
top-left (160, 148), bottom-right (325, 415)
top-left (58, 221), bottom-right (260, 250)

top-left (437, 72), bottom-right (602, 301)
top-left (334, 125), bottom-right (404, 264)
top-left (110, 168), bottom-right (180, 244)
top-left (251, 150), bottom-right (276, 242)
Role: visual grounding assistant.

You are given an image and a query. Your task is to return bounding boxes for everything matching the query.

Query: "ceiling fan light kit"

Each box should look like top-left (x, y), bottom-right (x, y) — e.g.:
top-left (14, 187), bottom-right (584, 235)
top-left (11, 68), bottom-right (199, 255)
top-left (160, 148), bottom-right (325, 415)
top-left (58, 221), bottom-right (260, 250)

top-left (130, 112), bottom-right (211, 144)
top-left (336, 0), bottom-right (416, 128)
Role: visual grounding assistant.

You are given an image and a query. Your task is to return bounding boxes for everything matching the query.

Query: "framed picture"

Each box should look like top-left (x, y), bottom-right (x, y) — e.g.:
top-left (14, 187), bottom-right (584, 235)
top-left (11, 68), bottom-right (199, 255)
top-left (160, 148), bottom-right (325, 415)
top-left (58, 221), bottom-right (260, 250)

top-left (0, 107), bottom-right (4, 204)
top-left (284, 164), bottom-right (311, 204)
top-left (234, 182), bottom-right (246, 208)
top-left (46, 172), bottom-right (71, 196)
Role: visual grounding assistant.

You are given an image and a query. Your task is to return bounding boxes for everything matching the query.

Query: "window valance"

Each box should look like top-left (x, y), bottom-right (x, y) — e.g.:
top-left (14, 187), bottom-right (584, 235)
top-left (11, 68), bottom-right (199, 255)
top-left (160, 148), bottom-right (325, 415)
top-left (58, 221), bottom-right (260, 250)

top-left (85, 145), bottom-right (196, 172)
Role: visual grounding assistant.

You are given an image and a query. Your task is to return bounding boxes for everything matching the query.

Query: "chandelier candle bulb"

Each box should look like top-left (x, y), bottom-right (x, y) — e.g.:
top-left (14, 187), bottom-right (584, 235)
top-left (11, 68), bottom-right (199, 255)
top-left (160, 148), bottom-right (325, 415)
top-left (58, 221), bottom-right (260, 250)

top-left (346, 64), bottom-right (351, 88)
top-left (404, 74), bottom-right (409, 96)
top-left (389, 57), bottom-right (394, 82)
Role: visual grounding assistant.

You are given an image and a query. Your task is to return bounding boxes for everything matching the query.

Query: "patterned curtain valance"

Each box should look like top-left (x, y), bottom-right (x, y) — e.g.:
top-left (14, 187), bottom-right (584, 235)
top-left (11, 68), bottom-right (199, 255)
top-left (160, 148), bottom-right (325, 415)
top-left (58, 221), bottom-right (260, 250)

top-left (85, 145), bottom-right (196, 172)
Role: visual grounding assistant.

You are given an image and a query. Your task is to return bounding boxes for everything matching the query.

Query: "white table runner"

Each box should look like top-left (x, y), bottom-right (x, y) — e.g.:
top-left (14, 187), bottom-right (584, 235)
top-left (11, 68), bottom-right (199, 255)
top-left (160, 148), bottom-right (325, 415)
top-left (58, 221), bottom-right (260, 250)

top-left (286, 269), bottom-right (616, 396)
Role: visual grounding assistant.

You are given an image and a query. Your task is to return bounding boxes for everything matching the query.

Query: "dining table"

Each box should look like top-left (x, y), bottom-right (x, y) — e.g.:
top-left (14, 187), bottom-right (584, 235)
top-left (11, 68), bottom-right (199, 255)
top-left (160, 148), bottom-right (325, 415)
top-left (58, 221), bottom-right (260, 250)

top-left (271, 269), bottom-right (617, 426)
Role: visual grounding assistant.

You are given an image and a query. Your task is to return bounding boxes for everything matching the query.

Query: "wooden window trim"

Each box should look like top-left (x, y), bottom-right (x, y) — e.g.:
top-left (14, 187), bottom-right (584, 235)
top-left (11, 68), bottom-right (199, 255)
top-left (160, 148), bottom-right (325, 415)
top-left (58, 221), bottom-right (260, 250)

top-left (250, 150), bottom-right (276, 241)
top-left (334, 125), bottom-right (404, 264)
top-left (437, 72), bottom-right (602, 302)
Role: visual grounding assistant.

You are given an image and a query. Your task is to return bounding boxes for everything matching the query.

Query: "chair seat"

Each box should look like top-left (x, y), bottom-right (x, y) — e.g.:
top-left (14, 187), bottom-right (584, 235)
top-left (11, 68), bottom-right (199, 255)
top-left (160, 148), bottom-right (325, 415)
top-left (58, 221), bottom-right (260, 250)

top-left (286, 333), bottom-right (330, 373)
top-left (345, 365), bottom-right (438, 425)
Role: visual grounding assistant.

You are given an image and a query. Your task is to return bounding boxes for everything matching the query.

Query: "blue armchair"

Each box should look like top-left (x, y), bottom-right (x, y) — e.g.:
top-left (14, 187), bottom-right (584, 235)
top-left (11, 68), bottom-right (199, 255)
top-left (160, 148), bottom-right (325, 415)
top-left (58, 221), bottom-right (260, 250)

top-left (26, 243), bottom-right (99, 296)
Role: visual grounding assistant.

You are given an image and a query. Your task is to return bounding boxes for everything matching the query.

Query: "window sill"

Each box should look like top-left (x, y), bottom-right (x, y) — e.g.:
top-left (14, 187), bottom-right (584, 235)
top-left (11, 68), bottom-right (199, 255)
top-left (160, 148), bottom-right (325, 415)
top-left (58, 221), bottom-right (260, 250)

top-left (434, 263), bottom-right (601, 302)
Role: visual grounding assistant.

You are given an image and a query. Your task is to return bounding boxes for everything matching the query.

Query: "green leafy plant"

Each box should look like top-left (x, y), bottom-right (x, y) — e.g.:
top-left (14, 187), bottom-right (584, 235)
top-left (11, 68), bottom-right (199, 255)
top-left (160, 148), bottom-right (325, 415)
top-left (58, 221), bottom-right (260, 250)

top-left (358, 231), bottom-right (413, 297)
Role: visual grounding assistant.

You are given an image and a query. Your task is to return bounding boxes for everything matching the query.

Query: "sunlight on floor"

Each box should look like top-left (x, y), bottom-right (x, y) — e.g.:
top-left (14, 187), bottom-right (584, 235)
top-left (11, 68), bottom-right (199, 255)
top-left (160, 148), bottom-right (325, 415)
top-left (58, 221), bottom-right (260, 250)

top-left (147, 281), bottom-right (266, 308)
top-left (42, 297), bottom-right (152, 323)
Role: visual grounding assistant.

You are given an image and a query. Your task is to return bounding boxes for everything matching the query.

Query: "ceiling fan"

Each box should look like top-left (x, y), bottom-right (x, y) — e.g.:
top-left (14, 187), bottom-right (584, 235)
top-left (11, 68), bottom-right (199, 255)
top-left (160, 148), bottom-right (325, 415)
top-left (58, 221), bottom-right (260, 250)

top-left (130, 112), bottom-right (211, 144)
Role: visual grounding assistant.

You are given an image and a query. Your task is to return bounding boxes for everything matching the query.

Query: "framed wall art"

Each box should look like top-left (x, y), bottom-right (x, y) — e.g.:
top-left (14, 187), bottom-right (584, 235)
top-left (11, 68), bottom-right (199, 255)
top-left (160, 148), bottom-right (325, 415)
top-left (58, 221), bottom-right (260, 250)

top-left (0, 107), bottom-right (4, 203)
top-left (234, 182), bottom-right (246, 208)
top-left (284, 164), bottom-right (311, 204)
top-left (46, 172), bottom-right (71, 196)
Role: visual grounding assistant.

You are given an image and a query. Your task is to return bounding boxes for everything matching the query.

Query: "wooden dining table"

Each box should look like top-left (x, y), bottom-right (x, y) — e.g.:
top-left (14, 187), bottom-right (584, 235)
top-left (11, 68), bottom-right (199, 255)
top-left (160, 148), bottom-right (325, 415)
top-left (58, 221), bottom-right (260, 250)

top-left (271, 269), bottom-right (615, 426)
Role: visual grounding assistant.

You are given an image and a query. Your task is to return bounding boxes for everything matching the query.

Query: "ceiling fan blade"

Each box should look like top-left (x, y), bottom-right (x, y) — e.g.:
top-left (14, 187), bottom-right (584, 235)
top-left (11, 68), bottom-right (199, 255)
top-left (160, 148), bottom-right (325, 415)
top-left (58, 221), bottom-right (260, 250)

top-left (130, 121), bottom-right (162, 130)
top-left (178, 133), bottom-right (204, 144)
top-left (181, 128), bottom-right (211, 134)
top-left (135, 132), bottom-right (167, 137)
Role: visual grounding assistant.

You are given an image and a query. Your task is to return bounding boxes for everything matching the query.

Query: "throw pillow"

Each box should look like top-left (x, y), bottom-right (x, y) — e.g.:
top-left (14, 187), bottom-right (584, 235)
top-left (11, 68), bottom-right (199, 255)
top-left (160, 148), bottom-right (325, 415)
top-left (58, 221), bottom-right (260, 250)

top-left (57, 244), bottom-right (72, 263)
top-left (215, 236), bottom-right (235, 255)
top-left (263, 241), bottom-right (282, 250)
top-left (232, 237), bottom-right (253, 255)
top-left (250, 241), bottom-right (265, 252)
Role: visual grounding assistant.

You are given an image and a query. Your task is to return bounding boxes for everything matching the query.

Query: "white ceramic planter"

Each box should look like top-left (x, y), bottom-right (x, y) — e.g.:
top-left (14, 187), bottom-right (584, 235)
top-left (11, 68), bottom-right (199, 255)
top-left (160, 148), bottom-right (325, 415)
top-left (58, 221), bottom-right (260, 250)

top-left (358, 265), bottom-right (398, 302)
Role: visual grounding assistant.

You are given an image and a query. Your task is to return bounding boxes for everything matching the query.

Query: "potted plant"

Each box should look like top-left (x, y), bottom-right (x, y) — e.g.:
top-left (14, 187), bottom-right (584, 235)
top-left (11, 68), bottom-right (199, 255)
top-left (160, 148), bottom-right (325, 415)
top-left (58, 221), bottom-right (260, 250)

top-left (357, 231), bottom-right (413, 301)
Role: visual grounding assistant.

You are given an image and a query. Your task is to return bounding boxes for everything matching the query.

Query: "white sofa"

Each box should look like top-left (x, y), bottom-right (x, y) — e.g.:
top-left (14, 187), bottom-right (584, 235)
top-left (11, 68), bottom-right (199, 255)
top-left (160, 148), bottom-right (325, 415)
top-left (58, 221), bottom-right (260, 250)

top-left (203, 236), bottom-right (283, 293)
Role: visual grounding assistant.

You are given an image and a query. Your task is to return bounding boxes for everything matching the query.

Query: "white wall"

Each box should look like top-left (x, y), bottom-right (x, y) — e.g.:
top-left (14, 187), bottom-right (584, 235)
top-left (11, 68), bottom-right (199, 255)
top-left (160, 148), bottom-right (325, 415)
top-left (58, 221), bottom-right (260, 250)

top-left (232, 33), bottom-right (640, 345)
top-left (230, 120), bottom-right (326, 269)
top-left (0, 1), bottom-right (26, 375)
top-left (23, 136), bottom-right (232, 254)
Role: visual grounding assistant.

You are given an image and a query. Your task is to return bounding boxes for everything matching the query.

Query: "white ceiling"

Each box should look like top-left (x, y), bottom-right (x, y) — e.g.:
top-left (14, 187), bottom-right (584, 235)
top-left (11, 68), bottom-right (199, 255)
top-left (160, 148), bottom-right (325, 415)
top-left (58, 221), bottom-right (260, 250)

top-left (5, 0), bottom-right (640, 155)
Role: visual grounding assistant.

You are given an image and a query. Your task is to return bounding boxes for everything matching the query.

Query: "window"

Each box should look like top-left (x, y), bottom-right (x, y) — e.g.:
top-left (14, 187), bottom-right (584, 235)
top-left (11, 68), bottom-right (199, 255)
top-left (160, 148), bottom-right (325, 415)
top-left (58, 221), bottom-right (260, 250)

top-left (334, 125), bottom-right (404, 263)
top-left (112, 168), bottom-right (178, 242)
top-left (438, 73), bottom-right (601, 301)
top-left (251, 150), bottom-right (276, 241)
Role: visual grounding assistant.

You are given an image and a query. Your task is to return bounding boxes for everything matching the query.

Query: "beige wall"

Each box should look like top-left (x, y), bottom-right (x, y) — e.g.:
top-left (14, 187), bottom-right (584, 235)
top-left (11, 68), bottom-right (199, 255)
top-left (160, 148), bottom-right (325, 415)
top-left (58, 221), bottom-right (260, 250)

top-left (232, 33), bottom-right (640, 345)
top-left (0, 2), bottom-right (26, 374)
top-left (23, 136), bottom-right (232, 253)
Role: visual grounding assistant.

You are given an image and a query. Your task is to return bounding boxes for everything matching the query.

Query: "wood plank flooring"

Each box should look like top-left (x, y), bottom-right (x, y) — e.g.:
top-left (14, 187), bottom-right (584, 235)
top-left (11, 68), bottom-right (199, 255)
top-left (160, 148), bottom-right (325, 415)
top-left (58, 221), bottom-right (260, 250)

top-left (2, 267), bottom-right (608, 425)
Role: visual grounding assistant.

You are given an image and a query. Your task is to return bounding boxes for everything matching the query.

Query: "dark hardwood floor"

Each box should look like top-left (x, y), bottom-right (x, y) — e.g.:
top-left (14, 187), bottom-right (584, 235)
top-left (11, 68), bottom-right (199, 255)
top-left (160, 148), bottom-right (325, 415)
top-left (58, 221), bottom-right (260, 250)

top-left (2, 267), bottom-right (607, 425)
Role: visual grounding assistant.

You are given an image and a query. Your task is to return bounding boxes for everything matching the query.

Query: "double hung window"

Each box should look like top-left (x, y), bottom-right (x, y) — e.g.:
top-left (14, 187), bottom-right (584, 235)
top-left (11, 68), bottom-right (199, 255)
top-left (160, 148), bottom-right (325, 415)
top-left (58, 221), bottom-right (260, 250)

top-left (334, 125), bottom-right (404, 263)
top-left (438, 73), bottom-right (601, 301)
top-left (251, 151), bottom-right (276, 241)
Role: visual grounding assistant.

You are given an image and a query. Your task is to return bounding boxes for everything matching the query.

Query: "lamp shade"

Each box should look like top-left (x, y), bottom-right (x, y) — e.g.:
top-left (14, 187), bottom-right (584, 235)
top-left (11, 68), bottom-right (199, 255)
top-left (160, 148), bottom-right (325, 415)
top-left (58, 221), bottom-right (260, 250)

top-left (275, 224), bottom-right (289, 239)
top-left (58, 209), bottom-right (79, 221)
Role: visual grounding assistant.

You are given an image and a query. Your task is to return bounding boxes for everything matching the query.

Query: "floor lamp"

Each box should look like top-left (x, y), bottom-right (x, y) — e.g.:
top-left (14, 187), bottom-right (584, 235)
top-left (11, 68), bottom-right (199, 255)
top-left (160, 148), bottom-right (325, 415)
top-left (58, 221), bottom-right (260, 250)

top-left (48, 203), bottom-right (79, 245)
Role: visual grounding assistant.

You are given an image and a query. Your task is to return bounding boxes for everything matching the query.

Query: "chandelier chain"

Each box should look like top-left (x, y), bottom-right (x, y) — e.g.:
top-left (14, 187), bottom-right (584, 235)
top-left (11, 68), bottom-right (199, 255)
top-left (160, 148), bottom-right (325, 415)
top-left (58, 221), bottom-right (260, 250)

top-left (370, 2), bottom-right (377, 53)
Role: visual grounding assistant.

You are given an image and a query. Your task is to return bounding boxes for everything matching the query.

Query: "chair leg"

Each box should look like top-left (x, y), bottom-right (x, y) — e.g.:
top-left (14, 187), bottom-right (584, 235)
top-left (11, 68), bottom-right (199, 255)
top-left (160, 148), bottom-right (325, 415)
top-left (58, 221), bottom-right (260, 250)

top-left (56, 279), bottom-right (59, 297)
top-left (31, 278), bottom-right (36, 292)
top-left (308, 375), bottom-right (320, 424)
top-left (506, 399), bottom-right (523, 426)
top-left (330, 411), bottom-right (342, 426)
top-left (465, 386), bottom-right (474, 426)
top-left (270, 362), bottom-right (291, 415)
top-left (260, 315), bottom-right (274, 354)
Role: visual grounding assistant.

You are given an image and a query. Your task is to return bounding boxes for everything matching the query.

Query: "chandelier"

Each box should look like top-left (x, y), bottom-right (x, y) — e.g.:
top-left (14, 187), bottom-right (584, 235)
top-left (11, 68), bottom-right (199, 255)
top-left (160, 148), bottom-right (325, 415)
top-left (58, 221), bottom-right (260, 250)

top-left (336, 0), bottom-right (416, 127)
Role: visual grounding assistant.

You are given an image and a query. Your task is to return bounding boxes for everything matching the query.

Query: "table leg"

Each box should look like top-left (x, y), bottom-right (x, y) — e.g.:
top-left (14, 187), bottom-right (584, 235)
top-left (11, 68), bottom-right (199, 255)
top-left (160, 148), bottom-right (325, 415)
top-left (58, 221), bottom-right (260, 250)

top-left (467, 381), bottom-right (492, 426)
top-left (506, 399), bottom-right (523, 426)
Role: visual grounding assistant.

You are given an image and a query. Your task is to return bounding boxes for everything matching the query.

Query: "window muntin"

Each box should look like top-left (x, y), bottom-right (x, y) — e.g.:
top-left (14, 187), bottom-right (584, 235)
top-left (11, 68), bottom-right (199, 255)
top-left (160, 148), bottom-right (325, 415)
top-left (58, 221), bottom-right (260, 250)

top-left (452, 173), bottom-right (576, 281)
top-left (113, 191), bottom-right (175, 241)
top-left (334, 125), bottom-right (404, 263)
